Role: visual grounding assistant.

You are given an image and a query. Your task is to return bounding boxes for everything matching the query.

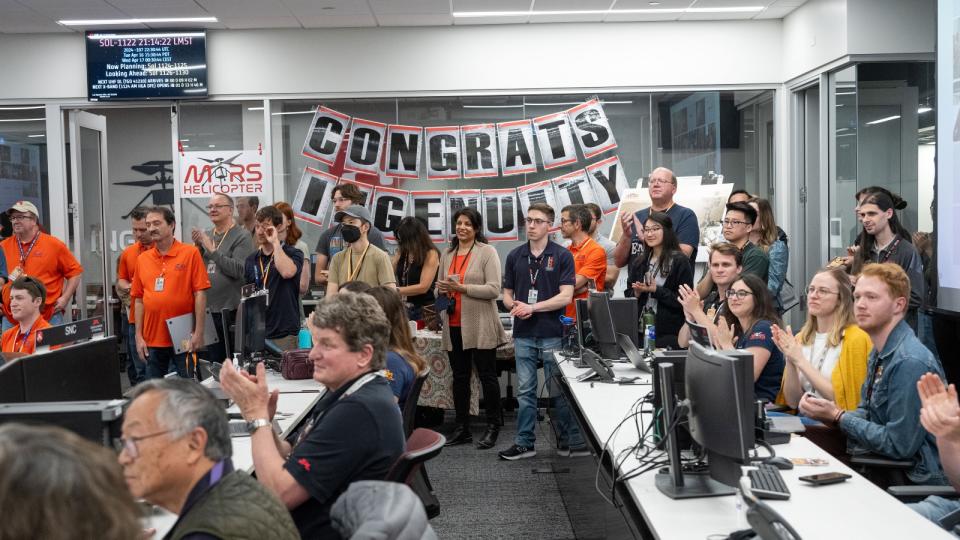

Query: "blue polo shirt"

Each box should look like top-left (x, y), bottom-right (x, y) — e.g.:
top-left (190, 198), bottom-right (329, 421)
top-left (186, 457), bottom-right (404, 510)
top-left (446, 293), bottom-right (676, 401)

top-left (630, 204), bottom-right (700, 264)
top-left (503, 241), bottom-right (575, 338)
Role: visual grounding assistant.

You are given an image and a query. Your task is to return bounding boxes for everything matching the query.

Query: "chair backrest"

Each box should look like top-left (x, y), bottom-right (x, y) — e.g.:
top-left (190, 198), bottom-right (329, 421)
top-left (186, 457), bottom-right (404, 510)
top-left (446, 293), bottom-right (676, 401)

top-left (402, 373), bottom-right (429, 437)
top-left (385, 428), bottom-right (445, 485)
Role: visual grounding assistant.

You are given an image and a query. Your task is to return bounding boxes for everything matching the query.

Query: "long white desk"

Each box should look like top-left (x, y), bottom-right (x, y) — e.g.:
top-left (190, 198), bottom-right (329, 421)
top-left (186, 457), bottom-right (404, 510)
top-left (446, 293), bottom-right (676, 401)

top-left (557, 357), bottom-right (953, 539)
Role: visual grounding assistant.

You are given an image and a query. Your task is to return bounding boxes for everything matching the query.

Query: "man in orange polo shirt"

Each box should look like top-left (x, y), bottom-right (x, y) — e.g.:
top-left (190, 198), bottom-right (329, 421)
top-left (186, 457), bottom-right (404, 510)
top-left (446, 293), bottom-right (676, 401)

top-left (131, 207), bottom-right (210, 379)
top-left (0, 277), bottom-right (51, 355)
top-left (116, 207), bottom-right (153, 385)
top-left (0, 201), bottom-right (83, 332)
top-left (560, 204), bottom-right (606, 320)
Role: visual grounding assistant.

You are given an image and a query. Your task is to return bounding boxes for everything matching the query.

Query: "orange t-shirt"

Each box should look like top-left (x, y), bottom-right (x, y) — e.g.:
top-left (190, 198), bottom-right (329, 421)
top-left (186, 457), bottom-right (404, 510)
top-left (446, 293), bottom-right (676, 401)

top-left (447, 252), bottom-right (471, 327)
top-left (117, 241), bottom-right (149, 323)
top-left (130, 240), bottom-right (210, 347)
top-left (0, 317), bottom-right (51, 355)
top-left (565, 236), bottom-right (607, 319)
top-left (1, 232), bottom-right (83, 323)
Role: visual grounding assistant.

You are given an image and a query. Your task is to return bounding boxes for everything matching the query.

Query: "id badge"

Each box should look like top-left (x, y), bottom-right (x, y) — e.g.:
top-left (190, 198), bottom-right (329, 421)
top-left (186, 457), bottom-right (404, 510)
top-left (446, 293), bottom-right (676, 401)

top-left (207, 261), bottom-right (216, 274)
top-left (154, 277), bottom-right (165, 292)
top-left (527, 289), bottom-right (538, 304)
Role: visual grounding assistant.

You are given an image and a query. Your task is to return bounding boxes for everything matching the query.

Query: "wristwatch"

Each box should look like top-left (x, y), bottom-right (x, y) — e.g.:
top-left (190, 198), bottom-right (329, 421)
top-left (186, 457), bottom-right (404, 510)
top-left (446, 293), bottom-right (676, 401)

top-left (247, 418), bottom-right (272, 434)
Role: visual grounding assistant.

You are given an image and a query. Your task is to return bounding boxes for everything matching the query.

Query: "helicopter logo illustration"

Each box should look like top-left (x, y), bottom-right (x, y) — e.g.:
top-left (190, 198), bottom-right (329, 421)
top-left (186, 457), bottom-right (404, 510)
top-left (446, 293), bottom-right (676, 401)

top-left (197, 152), bottom-right (244, 185)
top-left (116, 160), bottom-right (175, 219)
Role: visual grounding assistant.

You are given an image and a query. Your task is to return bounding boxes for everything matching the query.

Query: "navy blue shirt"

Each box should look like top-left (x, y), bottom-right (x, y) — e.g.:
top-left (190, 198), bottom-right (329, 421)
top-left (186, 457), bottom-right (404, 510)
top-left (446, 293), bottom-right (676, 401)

top-left (735, 319), bottom-right (785, 402)
top-left (630, 204), bottom-right (700, 264)
top-left (503, 241), bottom-right (575, 338)
top-left (244, 244), bottom-right (303, 339)
top-left (386, 351), bottom-right (414, 410)
top-left (285, 375), bottom-right (404, 539)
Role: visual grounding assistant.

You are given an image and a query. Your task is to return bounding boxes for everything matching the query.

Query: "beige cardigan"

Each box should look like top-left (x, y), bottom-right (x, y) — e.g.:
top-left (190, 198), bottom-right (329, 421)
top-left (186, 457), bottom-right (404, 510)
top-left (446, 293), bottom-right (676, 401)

top-left (438, 242), bottom-right (507, 351)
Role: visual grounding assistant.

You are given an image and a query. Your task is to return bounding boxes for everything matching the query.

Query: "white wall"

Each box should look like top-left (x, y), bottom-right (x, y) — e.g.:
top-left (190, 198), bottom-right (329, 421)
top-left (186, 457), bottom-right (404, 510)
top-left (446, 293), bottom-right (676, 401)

top-left (0, 20), bottom-right (784, 102)
top-left (782, 0), bottom-right (848, 82)
top-left (846, 0), bottom-right (935, 56)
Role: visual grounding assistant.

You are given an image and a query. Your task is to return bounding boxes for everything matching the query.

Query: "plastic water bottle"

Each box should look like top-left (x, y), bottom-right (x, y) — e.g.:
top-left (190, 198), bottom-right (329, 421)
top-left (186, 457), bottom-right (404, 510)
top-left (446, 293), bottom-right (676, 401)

top-left (297, 326), bottom-right (312, 349)
top-left (644, 325), bottom-right (656, 356)
top-left (560, 316), bottom-right (578, 356)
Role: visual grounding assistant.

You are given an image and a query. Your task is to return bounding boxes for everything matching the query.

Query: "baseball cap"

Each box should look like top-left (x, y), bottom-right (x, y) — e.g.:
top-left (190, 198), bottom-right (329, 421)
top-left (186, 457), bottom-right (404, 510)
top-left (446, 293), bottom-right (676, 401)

top-left (8, 201), bottom-right (39, 217)
top-left (335, 205), bottom-right (372, 224)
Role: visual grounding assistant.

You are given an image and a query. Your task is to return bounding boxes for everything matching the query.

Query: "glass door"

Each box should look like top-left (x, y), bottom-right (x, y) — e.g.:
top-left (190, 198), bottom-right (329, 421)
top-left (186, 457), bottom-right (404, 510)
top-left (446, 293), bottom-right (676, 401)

top-left (67, 110), bottom-right (112, 335)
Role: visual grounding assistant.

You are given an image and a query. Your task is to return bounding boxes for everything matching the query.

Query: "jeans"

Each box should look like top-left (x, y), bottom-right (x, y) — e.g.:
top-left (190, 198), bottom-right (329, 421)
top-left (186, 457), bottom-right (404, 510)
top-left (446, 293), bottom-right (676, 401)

top-left (448, 326), bottom-right (501, 426)
top-left (121, 317), bottom-right (146, 386)
top-left (514, 336), bottom-right (584, 449)
top-left (910, 496), bottom-right (960, 532)
top-left (918, 309), bottom-right (940, 360)
top-left (146, 347), bottom-right (190, 379)
top-left (203, 311), bottom-right (228, 365)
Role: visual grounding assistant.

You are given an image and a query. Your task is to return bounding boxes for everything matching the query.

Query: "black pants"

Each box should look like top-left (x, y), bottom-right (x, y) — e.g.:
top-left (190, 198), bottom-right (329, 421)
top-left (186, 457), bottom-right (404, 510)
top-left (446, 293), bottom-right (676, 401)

top-left (449, 326), bottom-right (501, 426)
top-left (203, 311), bottom-right (228, 365)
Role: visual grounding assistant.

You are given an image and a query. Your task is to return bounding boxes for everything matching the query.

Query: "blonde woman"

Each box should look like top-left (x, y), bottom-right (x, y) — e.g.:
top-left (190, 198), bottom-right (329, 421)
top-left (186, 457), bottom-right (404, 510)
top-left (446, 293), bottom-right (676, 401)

top-left (772, 267), bottom-right (871, 415)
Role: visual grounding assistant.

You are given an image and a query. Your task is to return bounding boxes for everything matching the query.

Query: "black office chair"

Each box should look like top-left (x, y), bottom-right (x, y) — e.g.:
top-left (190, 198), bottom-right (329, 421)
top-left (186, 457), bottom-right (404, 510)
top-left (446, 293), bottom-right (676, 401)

top-left (385, 428), bottom-right (445, 486)
top-left (887, 483), bottom-right (960, 533)
top-left (849, 454), bottom-right (914, 490)
top-left (403, 373), bottom-right (429, 438)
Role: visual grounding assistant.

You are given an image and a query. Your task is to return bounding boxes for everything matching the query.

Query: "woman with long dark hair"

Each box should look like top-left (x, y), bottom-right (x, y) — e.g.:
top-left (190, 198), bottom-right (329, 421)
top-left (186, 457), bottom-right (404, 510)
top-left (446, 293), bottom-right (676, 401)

top-left (436, 207), bottom-right (505, 449)
top-left (626, 212), bottom-right (692, 349)
top-left (366, 286), bottom-right (427, 410)
top-left (748, 197), bottom-right (790, 312)
top-left (392, 217), bottom-right (440, 322)
top-left (714, 273), bottom-right (785, 402)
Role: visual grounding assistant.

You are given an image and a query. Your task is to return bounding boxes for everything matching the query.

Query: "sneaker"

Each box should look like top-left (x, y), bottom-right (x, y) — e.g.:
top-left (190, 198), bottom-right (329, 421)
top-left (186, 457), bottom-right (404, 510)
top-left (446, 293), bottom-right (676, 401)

top-left (498, 444), bottom-right (536, 460)
top-left (557, 445), bottom-right (591, 457)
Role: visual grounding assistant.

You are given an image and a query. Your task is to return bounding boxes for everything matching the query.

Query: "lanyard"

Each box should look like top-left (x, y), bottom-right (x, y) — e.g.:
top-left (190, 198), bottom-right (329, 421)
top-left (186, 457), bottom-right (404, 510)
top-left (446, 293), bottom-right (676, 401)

top-left (257, 251), bottom-right (274, 288)
top-left (450, 243), bottom-right (474, 281)
top-left (17, 231), bottom-right (40, 265)
top-left (347, 243), bottom-right (371, 282)
top-left (212, 225), bottom-right (234, 252)
top-left (13, 321), bottom-right (35, 353)
top-left (295, 372), bottom-right (380, 447)
top-left (527, 244), bottom-right (545, 286)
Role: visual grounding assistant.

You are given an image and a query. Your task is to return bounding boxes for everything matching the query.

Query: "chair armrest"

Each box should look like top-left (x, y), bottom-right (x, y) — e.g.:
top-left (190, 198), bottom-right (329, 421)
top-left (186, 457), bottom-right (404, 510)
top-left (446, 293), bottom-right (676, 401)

top-left (764, 404), bottom-right (793, 414)
top-left (888, 485), bottom-right (960, 501)
top-left (850, 454), bottom-right (913, 469)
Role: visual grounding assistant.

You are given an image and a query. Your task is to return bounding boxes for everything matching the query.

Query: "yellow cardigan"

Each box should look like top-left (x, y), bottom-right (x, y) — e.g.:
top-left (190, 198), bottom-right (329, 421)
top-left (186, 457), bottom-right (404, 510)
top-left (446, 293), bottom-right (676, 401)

top-left (776, 324), bottom-right (872, 411)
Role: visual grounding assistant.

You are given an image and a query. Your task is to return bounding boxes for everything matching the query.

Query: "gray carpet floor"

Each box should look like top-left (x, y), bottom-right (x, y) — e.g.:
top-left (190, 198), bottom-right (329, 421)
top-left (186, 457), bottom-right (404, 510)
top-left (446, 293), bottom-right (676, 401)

top-left (428, 412), bottom-right (581, 540)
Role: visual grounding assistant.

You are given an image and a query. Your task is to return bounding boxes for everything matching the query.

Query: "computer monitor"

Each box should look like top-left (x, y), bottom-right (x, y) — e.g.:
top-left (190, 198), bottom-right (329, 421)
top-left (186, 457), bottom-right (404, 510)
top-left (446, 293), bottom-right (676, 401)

top-left (0, 358), bottom-right (26, 403)
top-left (21, 336), bottom-right (122, 402)
top-left (655, 342), bottom-right (755, 499)
top-left (235, 294), bottom-right (267, 360)
top-left (34, 317), bottom-right (106, 352)
top-left (586, 293), bottom-right (639, 359)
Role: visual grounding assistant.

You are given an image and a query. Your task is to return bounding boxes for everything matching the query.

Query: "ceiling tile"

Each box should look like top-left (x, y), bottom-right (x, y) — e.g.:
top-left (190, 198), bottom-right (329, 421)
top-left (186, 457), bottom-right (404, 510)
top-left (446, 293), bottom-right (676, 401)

top-left (452, 14), bottom-right (530, 25)
top-left (284, 0), bottom-right (372, 16)
top-left (15, 1), bottom-right (127, 19)
top-left (754, 5), bottom-right (796, 19)
top-left (368, 0), bottom-right (450, 15)
top-left (604, 11), bottom-right (682, 21)
top-left (297, 13), bottom-right (378, 27)
top-left (196, 0), bottom-right (292, 17)
top-left (375, 13), bottom-right (454, 26)
top-left (690, 0), bottom-right (773, 6)
top-left (529, 12), bottom-right (605, 22)
top-left (220, 16), bottom-right (301, 28)
top-left (453, 0), bottom-right (534, 13)
top-left (0, 12), bottom-right (71, 32)
top-left (610, 0), bottom-right (693, 8)
top-left (532, 0), bottom-right (613, 9)
top-left (106, 0), bottom-right (213, 18)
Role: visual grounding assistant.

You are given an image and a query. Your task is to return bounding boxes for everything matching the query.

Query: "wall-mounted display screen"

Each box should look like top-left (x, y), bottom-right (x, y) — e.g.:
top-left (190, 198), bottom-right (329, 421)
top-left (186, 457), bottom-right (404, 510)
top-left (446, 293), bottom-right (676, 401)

top-left (86, 30), bottom-right (207, 101)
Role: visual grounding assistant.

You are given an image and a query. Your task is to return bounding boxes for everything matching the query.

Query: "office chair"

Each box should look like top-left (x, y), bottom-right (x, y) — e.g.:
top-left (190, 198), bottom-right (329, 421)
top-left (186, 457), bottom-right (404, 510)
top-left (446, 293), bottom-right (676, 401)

top-left (849, 454), bottom-right (914, 490)
top-left (399, 374), bottom-right (440, 519)
top-left (385, 428), bottom-right (445, 486)
top-left (403, 373), bottom-right (429, 438)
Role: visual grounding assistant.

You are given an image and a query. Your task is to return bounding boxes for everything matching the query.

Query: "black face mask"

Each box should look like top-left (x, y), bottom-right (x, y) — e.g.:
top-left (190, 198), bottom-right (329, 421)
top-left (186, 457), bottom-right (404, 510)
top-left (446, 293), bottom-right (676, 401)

top-left (341, 224), bottom-right (362, 244)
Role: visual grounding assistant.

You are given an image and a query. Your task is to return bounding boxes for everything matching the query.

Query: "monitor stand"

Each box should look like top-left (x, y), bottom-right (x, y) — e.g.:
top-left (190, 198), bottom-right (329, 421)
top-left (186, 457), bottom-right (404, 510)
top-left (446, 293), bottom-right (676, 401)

top-left (653, 362), bottom-right (736, 500)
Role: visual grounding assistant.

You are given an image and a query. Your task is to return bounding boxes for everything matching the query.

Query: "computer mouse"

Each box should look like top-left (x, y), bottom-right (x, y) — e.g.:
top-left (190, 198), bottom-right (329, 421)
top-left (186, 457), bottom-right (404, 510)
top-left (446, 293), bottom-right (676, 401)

top-left (765, 456), bottom-right (794, 470)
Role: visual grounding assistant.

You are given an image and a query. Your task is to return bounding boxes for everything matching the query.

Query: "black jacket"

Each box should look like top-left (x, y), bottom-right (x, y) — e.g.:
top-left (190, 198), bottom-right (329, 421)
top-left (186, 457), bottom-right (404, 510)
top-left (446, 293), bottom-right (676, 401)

top-left (625, 251), bottom-right (693, 340)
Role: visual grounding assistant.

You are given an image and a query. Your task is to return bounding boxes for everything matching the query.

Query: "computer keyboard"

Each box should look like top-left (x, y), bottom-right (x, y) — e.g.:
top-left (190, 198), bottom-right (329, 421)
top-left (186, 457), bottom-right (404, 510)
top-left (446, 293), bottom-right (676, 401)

top-left (747, 464), bottom-right (791, 500)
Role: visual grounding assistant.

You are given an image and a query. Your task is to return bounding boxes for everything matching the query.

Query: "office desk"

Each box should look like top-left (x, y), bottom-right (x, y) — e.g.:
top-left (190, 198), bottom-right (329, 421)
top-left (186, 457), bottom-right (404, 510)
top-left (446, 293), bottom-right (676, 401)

top-left (556, 357), bottom-right (953, 539)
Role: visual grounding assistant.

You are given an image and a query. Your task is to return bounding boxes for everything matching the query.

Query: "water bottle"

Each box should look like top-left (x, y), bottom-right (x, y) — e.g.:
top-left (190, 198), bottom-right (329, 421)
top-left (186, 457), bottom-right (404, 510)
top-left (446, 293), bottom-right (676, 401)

top-left (297, 326), bottom-right (312, 349)
top-left (644, 324), bottom-right (656, 356)
top-left (560, 316), bottom-right (578, 356)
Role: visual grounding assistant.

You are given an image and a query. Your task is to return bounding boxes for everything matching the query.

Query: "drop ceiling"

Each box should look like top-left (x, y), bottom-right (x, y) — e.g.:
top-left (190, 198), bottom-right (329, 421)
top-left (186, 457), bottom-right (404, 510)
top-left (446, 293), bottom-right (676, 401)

top-left (0, 0), bottom-right (808, 34)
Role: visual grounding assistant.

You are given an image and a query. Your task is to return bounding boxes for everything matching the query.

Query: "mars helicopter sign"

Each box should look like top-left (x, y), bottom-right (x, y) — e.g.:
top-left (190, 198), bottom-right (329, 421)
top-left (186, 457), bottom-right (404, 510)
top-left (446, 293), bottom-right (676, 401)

top-left (177, 150), bottom-right (268, 198)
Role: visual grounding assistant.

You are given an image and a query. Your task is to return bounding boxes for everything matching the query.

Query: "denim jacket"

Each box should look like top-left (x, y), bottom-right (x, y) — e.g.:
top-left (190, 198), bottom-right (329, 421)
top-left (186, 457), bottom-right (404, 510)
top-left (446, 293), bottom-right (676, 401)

top-left (839, 319), bottom-right (946, 484)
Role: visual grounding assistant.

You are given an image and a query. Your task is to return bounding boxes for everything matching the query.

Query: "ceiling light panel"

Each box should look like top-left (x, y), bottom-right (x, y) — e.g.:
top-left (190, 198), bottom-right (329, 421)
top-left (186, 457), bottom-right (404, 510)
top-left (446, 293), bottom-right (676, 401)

top-left (368, 0), bottom-right (451, 14)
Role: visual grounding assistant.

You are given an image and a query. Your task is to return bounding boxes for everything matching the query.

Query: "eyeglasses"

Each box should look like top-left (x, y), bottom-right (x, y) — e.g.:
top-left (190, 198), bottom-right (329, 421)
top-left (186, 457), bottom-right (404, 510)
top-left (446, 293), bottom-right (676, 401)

top-left (9, 215), bottom-right (34, 222)
top-left (206, 204), bottom-right (232, 211)
top-left (807, 287), bottom-right (840, 297)
top-left (722, 219), bottom-right (750, 228)
top-left (559, 218), bottom-right (575, 225)
top-left (725, 289), bottom-right (754, 299)
top-left (113, 430), bottom-right (172, 459)
top-left (642, 226), bottom-right (662, 233)
top-left (525, 217), bottom-right (550, 226)
top-left (648, 178), bottom-right (674, 186)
